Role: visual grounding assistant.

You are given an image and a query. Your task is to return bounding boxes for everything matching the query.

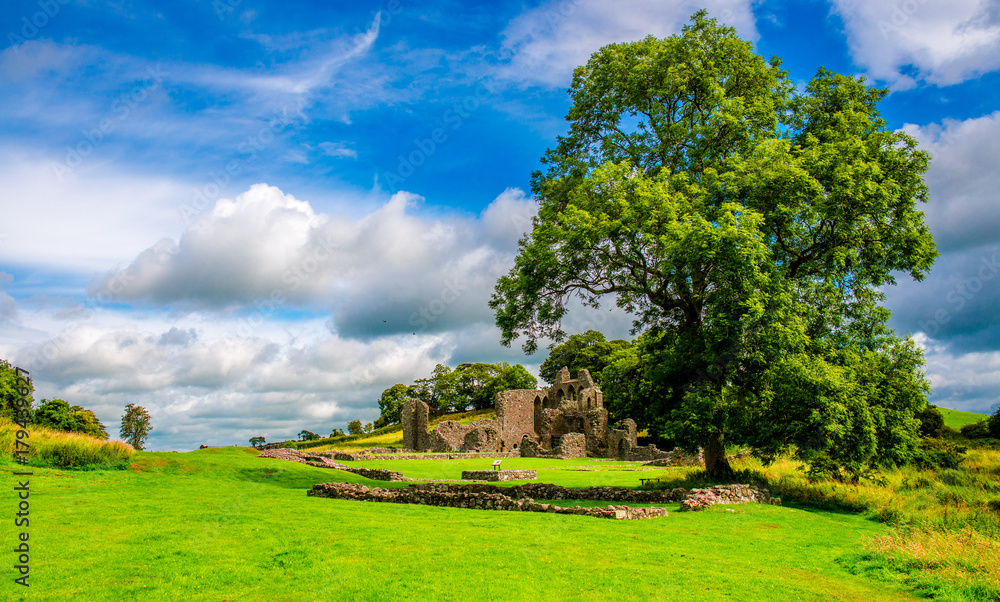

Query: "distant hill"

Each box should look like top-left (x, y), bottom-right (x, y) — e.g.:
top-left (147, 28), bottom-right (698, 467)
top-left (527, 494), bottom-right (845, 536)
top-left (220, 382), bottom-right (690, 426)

top-left (937, 406), bottom-right (989, 429)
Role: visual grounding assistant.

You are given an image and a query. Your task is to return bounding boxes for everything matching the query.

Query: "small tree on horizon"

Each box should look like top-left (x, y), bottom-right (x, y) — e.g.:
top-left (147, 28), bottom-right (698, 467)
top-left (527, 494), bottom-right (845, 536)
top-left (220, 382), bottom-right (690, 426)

top-left (249, 436), bottom-right (266, 448)
top-left (347, 420), bottom-right (363, 435)
top-left (120, 403), bottom-right (153, 451)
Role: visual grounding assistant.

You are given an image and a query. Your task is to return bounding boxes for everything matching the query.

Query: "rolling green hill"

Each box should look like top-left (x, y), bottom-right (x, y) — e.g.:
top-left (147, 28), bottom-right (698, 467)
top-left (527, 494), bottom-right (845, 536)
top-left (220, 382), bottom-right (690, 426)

top-left (937, 406), bottom-right (990, 429)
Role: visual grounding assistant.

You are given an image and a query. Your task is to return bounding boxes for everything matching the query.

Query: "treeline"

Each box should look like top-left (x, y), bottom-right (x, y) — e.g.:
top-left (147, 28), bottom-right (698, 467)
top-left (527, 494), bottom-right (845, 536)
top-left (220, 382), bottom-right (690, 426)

top-left (1, 359), bottom-right (153, 450)
top-left (375, 362), bottom-right (536, 426)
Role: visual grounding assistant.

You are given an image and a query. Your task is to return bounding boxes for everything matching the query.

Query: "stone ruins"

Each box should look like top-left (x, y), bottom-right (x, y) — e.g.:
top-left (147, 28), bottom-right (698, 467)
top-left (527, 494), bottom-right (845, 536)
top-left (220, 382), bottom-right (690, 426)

top-left (402, 367), bottom-right (700, 462)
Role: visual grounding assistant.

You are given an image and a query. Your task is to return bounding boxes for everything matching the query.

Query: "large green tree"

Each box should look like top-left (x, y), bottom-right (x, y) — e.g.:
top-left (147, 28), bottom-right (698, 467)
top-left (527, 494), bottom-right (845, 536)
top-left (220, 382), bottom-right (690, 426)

top-left (490, 12), bottom-right (936, 478)
top-left (378, 383), bottom-right (410, 425)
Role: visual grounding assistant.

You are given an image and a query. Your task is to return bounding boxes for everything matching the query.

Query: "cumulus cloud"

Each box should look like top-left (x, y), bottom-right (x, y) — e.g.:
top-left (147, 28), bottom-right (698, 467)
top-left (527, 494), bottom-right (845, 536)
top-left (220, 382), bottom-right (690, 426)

top-left (901, 111), bottom-right (1000, 252)
top-left (831, 0), bottom-right (1000, 88)
top-left (497, 0), bottom-right (758, 87)
top-left (92, 184), bottom-right (539, 339)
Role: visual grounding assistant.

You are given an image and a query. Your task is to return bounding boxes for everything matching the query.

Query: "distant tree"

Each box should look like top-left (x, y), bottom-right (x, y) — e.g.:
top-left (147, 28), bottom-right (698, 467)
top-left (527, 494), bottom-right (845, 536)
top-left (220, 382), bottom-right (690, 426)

top-left (249, 436), bottom-right (266, 448)
top-left (330, 428), bottom-right (345, 438)
top-left (362, 422), bottom-right (373, 434)
top-left (298, 430), bottom-right (320, 441)
top-left (916, 404), bottom-right (944, 438)
top-left (120, 404), bottom-right (153, 451)
top-left (33, 399), bottom-right (109, 439)
top-left (347, 420), bottom-right (363, 436)
top-left (0, 359), bottom-right (32, 421)
top-left (539, 330), bottom-right (631, 385)
top-left (989, 407), bottom-right (1000, 439)
top-left (377, 383), bottom-right (409, 425)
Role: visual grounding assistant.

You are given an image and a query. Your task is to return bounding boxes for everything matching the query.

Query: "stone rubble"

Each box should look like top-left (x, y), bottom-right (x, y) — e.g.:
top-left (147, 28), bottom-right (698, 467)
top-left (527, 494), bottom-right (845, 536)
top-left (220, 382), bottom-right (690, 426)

top-left (258, 448), bottom-right (407, 481)
top-left (460, 469), bottom-right (538, 481)
top-left (307, 482), bottom-right (669, 520)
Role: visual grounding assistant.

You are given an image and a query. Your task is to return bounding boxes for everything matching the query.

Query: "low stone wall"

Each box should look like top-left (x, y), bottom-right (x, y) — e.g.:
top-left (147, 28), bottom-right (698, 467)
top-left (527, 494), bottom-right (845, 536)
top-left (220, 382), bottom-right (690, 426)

top-left (324, 451), bottom-right (520, 462)
top-left (307, 482), bottom-right (668, 520)
top-left (259, 449), bottom-right (406, 481)
top-left (461, 470), bottom-right (537, 481)
top-left (641, 448), bottom-right (703, 466)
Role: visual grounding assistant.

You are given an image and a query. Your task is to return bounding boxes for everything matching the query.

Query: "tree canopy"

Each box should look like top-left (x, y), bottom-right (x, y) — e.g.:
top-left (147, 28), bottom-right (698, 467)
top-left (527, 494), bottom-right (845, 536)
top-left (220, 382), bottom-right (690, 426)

top-left (490, 12), bottom-right (936, 478)
top-left (0, 359), bottom-right (32, 421)
top-left (34, 398), bottom-right (109, 439)
top-left (539, 330), bottom-right (631, 385)
top-left (120, 403), bottom-right (153, 451)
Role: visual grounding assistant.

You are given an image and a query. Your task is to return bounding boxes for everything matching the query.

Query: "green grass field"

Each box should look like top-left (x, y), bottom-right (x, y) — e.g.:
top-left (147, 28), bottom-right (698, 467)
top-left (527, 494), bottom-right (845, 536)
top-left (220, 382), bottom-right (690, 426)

top-left (0, 445), bottom-right (940, 601)
top-left (937, 406), bottom-right (990, 429)
top-left (3, 412), bottom-right (999, 601)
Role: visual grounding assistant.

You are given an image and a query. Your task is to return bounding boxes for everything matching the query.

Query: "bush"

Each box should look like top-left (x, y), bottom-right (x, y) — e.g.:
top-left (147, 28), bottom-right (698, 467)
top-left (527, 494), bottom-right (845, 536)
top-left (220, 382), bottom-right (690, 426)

top-left (0, 417), bottom-right (133, 469)
top-left (911, 438), bottom-right (967, 470)
top-left (961, 421), bottom-right (991, 440)
top-left (989, 407), bottom-right (1000, 439)
top-left (917, 404), bottom-right (945, 438)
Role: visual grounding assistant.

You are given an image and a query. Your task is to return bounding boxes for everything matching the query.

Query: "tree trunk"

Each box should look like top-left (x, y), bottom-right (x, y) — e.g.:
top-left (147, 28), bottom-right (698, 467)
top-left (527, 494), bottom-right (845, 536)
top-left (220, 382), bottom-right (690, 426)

top-left (703, 431), bottom-right (734, 480)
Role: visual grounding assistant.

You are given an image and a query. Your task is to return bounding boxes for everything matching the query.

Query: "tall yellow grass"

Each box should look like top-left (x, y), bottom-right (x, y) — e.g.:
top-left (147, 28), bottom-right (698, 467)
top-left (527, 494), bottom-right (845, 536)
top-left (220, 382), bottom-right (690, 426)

top-left (0, 417), bottom-right (134, 468)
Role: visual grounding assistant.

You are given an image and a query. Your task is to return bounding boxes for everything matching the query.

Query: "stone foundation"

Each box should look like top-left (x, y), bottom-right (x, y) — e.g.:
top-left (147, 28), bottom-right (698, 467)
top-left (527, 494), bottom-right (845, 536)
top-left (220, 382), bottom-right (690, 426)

top-left (461, 470), bottom-right (537, 481)
top-left (307, 482), bottom-right (669, 520)
top-left (259, 449), bottom-right (407, 481)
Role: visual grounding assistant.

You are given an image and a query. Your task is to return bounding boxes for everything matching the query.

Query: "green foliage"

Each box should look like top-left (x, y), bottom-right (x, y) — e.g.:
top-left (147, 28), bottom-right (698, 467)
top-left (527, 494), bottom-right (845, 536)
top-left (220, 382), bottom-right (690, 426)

top-left (249, 436), bottom-right (266, 448)
top-left (539, 330), bottom-right (630, 385)
top-left (0, 359), bottom-right (32, 420)
top-left (490, 12), bottom-right (936, 477)
top-left (330, 428), bottom-right (345, 437)
top-left (33, 398), bottom-right (109, 439)
top-left (347, 420), bottom-right (363, 435)
top-left (377, 383), bottom-right (409, 424)
top-left (0, 416), bottom-right (132, 469)
top-left (362, 422), bottom-right (373, 434)
top-left (916, 404), bottom-right (944, 438)
top-left (393, 361), bottom-right (537, 413)
top-left (119, 403), bottom-right (153, 451)
top-left (911, 438), bottom-right (968, 471)
top-left (961, 420), bottom-right (992, 440)
top-left (989, 406), bottom-right (1000, 439)
top-left (298, 430), bottom-right (320, 441)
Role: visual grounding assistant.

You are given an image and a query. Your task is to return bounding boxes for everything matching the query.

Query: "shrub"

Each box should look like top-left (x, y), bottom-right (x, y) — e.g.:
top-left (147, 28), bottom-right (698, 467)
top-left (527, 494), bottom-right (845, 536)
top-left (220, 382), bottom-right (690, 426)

top-left (961, 421), bottom-right (991, 440)
top-left (917, 404), bottom-right (944, 438)
top-left (911, 438), bottom-right (966, 470)
top-left (0, 417), bottom-right (133, 469)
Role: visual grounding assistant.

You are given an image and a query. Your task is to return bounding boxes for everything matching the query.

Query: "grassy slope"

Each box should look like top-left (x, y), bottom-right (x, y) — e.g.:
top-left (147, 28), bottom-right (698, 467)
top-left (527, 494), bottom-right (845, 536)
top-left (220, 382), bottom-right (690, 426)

top-left (937, 407), bottom-right (989, 429)
top-left (0, 448), bottom-right (921, 602)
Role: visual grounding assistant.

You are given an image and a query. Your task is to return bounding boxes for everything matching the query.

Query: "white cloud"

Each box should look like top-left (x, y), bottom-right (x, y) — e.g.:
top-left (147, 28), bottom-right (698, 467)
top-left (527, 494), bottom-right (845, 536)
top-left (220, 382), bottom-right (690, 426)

top-left (93, 184), bottom-right (539, 340)
top-left (900, 111), bottom-right (1000, 252)
top-left (831, 0), bottom-right (1000, 88)
top-left (498, 0), bottom-right (758, 87)
top-left (318, 141), bottom-right (358, 158)
top-left (0, 150), bottom-right (188, 272)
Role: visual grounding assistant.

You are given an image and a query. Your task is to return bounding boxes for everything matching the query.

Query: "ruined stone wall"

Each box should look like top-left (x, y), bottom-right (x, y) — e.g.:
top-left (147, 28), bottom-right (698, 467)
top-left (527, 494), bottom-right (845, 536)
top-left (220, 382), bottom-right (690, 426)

top-left (402, 399), bottom-right (431, 451)
top-left (308, 482), bottom-right (670, 520)
top-left (554, 432), bottom-right (586, 458)
top-left (462, 422), bottom-right (501, 453)
top-left (496, 390), bottom-right (537, 451)
top-left (460, 470), bottom-right (537, 481)
top-left (308, 481), bottom-right (777, 516)
top-left (583, 408), bottom-right (608, 455)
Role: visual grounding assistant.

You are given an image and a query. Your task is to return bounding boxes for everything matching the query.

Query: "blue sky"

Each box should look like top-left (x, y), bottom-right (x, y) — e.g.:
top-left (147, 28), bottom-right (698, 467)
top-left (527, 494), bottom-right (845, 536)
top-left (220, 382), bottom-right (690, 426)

top-left (1, 0), bottom-right (999, 450)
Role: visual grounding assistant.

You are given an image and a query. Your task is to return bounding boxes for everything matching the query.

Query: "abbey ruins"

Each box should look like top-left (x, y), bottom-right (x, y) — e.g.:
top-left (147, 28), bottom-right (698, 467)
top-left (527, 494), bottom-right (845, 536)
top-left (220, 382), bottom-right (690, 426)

top-left (402, 367), bottom-right (698, 463)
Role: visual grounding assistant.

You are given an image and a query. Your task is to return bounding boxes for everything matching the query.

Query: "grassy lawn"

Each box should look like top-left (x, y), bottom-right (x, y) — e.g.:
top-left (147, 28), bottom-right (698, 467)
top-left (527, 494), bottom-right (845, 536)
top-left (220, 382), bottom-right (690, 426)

top-left (937, 407), bottom-right (990, 430)
top-left (1, 447), bottom-right (926, 601)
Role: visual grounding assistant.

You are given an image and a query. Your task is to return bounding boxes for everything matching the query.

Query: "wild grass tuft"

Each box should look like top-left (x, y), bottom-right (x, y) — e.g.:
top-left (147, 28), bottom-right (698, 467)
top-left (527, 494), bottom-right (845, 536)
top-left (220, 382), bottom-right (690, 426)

top-left (0, 416), bottom-right (134, 469)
